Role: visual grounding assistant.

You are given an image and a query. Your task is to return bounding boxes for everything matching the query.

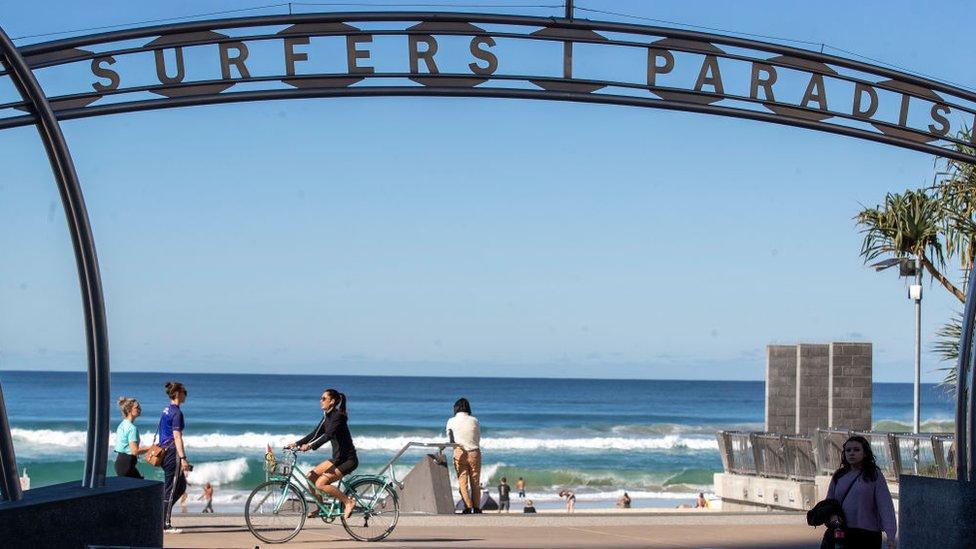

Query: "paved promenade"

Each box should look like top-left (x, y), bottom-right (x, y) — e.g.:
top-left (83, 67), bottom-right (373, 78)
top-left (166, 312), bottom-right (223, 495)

top-left (164, 512), bottom-right (823, 548)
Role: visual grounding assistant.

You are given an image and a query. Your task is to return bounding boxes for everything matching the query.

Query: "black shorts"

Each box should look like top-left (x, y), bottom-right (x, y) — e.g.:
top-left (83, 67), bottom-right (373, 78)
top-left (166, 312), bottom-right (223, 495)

top-left (114, 452), bottom-right (143, 479)
top-left (333, 455), bottom-right (359, 475)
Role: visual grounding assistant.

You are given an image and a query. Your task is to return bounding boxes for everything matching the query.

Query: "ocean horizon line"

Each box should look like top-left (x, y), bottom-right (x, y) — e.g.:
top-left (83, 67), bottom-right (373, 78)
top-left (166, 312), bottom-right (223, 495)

top-left (0, 368), bottom-right (947, 385)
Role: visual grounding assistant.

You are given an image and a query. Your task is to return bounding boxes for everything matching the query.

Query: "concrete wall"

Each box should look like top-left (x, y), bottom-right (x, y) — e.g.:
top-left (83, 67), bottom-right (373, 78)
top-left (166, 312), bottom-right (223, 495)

top-left (713, 472), bottom-right (817, 511)
top-left (398, 453), bottom-right (456, 514)
top-left (764, 341), bottom-right (872, 435)
top-left (0, 477), bottom-right (162, 549)
top-left (900, 476), bottom-right (976, 548)
top-left (828, 342), bottom-right (872, 430)
top-left (715, 473), bottom-right (900, 513)
top-left (795, 344), bottom-right (830, 435)
top-left (765, 345), bottom-right (797, 433)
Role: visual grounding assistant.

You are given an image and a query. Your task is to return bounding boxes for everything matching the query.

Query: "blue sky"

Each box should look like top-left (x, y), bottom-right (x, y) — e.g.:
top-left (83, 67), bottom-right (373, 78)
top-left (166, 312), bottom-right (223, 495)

top-left (2, 1), bottom-right (975, 381)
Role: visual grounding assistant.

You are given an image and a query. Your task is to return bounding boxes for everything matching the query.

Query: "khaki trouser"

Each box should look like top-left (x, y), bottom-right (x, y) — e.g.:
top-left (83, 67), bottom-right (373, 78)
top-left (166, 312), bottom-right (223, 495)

top-left (453, 447), bottom-right (482, 510)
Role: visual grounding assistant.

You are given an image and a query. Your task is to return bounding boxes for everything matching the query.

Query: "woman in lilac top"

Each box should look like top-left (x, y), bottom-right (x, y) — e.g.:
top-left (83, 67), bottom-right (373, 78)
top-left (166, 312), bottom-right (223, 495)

top-left (825, 436), bottom-right (897, 549)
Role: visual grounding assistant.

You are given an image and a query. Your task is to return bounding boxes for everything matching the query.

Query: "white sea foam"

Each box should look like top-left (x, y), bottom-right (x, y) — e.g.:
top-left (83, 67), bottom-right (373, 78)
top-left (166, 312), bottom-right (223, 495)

top-left (479, 462), bottom-right (505, 482)
top-left (517, 489), bottom-right (709, 502)
top-left (447, 462), bottom-right (507, 490)
top-left (11, 428), bottom-right (88, 448)
top-left (185, 457), bottom-right (249, 486)
top-left (354, 435), bottom-right (716, 452)
top-left (10, 428), bottom-right (716, 454)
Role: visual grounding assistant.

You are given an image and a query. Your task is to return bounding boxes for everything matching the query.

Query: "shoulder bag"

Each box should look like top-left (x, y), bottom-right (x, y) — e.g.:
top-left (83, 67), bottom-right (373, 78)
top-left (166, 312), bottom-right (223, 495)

top-left (143, 415), bottom-right (168, 467)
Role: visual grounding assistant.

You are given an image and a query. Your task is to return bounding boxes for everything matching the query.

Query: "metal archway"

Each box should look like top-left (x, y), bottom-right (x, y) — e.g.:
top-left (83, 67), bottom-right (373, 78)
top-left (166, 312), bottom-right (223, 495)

top-left (1, 8), bottom-right (975, 497)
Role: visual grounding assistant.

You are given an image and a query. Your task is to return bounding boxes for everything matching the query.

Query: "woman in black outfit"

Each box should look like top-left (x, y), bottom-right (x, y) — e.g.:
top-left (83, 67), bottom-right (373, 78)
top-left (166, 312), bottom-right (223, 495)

top-left (286, 388), bottom-right (358, 519)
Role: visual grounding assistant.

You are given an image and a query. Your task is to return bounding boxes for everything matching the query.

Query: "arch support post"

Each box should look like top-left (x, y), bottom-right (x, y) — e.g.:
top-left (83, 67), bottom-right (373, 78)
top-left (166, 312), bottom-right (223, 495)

top-left (0, 26), bottom-right (111, 489)
top-left (958, 267), bottom-right (976, 483)
top-left (0, 381), bottom-right (22, 501)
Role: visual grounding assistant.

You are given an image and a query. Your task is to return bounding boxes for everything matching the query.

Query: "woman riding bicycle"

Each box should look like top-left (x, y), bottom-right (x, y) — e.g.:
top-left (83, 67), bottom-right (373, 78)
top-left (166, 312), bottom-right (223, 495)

top-left (286, 388), bottom-right (358, 519)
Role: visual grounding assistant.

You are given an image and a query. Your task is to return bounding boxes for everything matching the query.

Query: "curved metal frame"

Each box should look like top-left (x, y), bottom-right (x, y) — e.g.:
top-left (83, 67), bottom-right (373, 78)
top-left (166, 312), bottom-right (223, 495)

top-left (1, 12), bottom-right (974, 163)
top-left (0, 25), bottom-right (110, 490)
top-left (956, 268), bottom-right (976, 482)
top-left (0, 9), bottom-right (975, 495)
top-left (0, 382), bottom-right (22, 501)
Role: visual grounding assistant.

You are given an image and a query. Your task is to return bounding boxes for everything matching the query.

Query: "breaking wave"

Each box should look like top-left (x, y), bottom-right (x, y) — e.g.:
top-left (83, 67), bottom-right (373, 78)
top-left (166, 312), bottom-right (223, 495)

top-left (11, 428), bottom-right (717, 453)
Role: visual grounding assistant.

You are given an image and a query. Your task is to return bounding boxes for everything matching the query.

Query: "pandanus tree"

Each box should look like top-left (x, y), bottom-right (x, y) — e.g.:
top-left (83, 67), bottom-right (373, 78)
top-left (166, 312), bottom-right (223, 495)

top-left (929, 131), bottom-right (976, 389)
top-left (855, 188), bottom-right (960, 300)
top-left (855, 128), bottom-right (976, 390)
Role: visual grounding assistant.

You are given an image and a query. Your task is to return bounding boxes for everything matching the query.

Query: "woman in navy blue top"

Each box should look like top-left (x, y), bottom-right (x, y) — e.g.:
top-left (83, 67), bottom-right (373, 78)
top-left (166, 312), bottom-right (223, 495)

top-left (159, 381), bottom-right (192, 532)
top-left (287, 388), bottom-right (358, 519)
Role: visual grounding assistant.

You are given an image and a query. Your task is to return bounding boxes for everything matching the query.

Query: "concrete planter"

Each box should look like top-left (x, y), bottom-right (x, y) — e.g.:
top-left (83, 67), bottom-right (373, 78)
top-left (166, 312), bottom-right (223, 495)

top-left (0, 476), bottom-right (163, 549)
top-left (898, 475), bottom-right (976, 548)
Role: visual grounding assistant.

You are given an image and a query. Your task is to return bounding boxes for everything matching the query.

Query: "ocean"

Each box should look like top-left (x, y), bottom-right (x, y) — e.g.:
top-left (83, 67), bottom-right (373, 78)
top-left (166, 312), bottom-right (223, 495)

top-left (0, 371), bottom-right (955, 511)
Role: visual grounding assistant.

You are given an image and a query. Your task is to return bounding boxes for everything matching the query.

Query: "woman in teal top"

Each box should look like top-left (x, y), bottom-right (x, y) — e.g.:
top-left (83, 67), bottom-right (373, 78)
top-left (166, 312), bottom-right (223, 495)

top-left (114, 397), bottom-right (147, 478)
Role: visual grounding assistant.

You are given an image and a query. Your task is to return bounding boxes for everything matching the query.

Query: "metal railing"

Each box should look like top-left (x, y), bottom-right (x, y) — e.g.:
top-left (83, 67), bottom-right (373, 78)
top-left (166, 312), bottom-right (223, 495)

top-left (718, 429), bottom-right (956, 481)
top-left (814, 429), bottom-right (955, 479)
top-left (715, 431), bottom-right (817, 481)
top-left (376, 441), bottom-right (459, 488)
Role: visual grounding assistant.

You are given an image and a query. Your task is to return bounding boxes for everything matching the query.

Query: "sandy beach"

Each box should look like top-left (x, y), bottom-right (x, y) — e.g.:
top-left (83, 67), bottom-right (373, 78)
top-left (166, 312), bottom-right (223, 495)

top-left (163, 511), bottom-right (823, 548)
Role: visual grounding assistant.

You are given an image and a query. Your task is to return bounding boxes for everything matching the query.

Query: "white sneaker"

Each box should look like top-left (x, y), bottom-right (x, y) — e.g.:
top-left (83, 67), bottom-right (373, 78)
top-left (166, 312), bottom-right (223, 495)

top-left (163, 527), bottom-right (183, 534)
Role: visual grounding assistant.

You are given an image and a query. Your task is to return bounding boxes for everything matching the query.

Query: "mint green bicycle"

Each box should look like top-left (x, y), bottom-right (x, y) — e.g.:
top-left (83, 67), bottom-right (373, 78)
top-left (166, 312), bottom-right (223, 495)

top-left (245, 449), bottom-right (400, 543)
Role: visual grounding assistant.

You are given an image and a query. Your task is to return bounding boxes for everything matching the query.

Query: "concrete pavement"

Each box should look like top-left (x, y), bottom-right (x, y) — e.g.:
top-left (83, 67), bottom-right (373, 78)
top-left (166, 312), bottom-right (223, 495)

top-left (163, 512), bottom-right (824, 548)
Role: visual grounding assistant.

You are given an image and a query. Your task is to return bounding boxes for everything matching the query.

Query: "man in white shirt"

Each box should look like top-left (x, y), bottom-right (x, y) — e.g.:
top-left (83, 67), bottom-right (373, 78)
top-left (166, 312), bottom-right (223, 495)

top-left (446, 397), bottom-right (482, 514)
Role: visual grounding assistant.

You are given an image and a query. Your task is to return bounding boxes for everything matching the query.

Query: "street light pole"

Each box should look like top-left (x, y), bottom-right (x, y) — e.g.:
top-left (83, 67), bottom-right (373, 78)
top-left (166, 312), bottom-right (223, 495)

top-left (913, 257), bottom-right (922, 435)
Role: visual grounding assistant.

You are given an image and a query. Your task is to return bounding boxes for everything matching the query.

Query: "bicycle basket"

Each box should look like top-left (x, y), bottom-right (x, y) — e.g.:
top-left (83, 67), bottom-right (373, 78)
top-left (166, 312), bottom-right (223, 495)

top-left (265, 451), bottom-right (296, 477)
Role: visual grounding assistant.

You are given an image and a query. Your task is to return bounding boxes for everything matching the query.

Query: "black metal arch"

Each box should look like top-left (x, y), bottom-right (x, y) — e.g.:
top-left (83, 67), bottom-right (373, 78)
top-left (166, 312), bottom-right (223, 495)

top-left (1, 10), bottom-right (976, 498)
top-left (0, 25), bottom-right (110, 495)
top-left (0, 12), bottom-right (973, 163)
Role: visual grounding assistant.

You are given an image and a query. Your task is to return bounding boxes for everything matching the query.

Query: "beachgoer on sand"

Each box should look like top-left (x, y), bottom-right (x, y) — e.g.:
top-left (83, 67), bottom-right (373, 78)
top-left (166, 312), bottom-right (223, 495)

top-left (821, 436), bottom-right (897, 549)
top-left (558, 489), bottom-right (576, 513)
top-left (696, 492), bottom-right (709, 509)
top-left (523, 499), bottom-right (537, 513)
top-left (447, 397), bottom-right (482, 514)
top-left (497, 477), bottom-right (511, 512)
top-left (160, 381), bottom-right (193, 534)
top-left (200, 482), bottom-right (214, 513)
top-left (286, 389), bottom-right (359, 520)
top-left (113, 397), bottom-right (148, 479)
top-left (616, 492), bottom-right (631, 509)
top-left (516, 477), bottom-right (525, 498)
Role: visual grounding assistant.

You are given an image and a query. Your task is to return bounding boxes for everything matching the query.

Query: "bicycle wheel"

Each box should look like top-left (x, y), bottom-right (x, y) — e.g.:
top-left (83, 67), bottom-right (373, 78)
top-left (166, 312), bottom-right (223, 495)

top-left (245, 480), bottom-right (307, 544)
top-left (341, 479), bottom-right (400, 542)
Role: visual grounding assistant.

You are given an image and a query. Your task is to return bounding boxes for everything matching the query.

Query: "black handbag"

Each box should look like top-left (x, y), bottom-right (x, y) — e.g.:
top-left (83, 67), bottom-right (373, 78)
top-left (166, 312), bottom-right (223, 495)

top-left (816, 471), bottom-right (864, 549)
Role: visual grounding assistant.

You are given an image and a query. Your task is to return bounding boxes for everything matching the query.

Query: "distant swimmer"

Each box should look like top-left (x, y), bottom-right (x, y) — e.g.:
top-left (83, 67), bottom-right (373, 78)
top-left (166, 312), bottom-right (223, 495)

top-left (516, 477), bottom-right (525, 498)
top-left (696, 492), bottom-right (710, 509)
top-left (497, 478), bottom-right (511, 513)
top-left (616, 492), bottom-right (631, 509)
top-left (558, 489), bottom-right (576, 513)
top-left (200, 482), bottom-right (214, 513)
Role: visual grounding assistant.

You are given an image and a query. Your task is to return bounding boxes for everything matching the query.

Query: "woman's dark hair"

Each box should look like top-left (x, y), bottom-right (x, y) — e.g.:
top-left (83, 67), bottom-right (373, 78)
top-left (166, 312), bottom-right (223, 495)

top-left (164, 382), bottom-right (186, 400)
top-left (831, 435), bottom-right (879, 483)
top-left (325, 388), bottom-right (347, 416)
top-left (453, 397), bottom-right (472, 415)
